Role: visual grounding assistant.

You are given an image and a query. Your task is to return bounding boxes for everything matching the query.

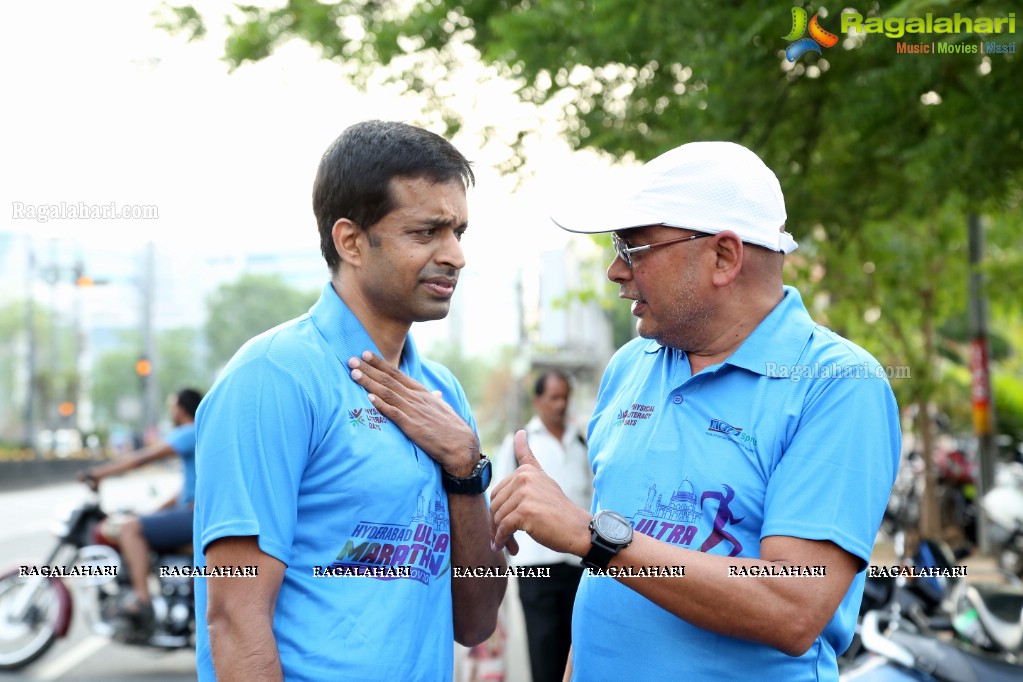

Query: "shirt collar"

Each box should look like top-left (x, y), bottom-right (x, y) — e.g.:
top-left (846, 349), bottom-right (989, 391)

top-left (641, 285), bottom-right (815, 377)
top-left (724, 285), bottom-right (815, 376)
top-left (526, 414), bottom-right (580, 441)
top-left (309, 282), bottom-right (423, 378)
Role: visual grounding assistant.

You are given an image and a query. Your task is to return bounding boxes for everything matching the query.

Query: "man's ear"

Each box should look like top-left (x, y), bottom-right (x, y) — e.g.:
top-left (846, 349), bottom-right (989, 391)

top-left (332, 218), bottom-right (362, 267)
top-left (710, 230), bottom-right (743, 287)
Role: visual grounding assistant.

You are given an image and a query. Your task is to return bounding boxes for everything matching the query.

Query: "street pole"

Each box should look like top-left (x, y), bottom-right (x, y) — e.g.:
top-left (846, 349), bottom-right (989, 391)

top-left (968, 213), bottom-right (995, 556)
top-left (23, 236), bottom-right (38, 457)
top-left (47, 239), bottom-right (60, 436)
top-left (141, 241), bottom-right (158, 441)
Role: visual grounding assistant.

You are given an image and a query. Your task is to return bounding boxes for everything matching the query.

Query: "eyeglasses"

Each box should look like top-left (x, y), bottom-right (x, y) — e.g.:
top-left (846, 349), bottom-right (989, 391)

top-left (611, 231), bottom-right (712, 269)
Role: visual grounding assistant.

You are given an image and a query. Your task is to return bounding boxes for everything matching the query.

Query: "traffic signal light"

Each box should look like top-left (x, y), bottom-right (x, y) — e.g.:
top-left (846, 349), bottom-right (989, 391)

top-left (135, 357), bottom-right (153, 377)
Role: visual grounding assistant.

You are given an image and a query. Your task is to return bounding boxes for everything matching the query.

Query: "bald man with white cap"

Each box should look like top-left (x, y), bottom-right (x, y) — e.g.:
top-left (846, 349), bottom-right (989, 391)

top-left (490, 141), bottom-right (900, 681)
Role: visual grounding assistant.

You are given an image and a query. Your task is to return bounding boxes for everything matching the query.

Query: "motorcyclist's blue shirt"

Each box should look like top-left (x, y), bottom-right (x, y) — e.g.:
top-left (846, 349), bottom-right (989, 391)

top-left (194, 283), bottom-right (474, 681)
top-left (572, 286), bottom-right (901, 682)
top-left (164, 423), bottom-right (196, 507)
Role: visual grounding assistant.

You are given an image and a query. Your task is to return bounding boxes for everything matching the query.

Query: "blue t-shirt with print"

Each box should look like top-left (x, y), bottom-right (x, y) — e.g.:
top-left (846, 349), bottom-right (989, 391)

top-left (571, 286), bottom-right (901, 682)
top-left (194, 283), bottom-right (476, 682)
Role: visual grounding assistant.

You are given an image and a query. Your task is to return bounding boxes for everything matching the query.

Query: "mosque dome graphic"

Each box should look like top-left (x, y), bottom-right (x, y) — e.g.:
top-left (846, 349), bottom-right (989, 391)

top-left (640, 479), bottom-right (702, 524)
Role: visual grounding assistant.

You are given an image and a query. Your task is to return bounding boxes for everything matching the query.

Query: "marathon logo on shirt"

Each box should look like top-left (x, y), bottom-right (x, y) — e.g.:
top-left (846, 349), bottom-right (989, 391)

top-left (628, 479), bottom-right (746, 557)
top-left (326, 488), bottom-right (450, 585)
top-left (614, 403), bottom-right (655, 427)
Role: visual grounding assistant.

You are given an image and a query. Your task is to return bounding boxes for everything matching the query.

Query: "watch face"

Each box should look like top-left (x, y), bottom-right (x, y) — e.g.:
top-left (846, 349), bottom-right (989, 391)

top-left (477, 458), bottom-right (492, 489)
top-left (595, 511), bottom-right (633, 543)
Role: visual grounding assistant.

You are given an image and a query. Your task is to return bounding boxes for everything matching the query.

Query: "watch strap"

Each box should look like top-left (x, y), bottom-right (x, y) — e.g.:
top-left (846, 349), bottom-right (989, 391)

top-left (581, 538), bottom-right (618, 571)
top-left (442, 455), bottom-right (491, 495)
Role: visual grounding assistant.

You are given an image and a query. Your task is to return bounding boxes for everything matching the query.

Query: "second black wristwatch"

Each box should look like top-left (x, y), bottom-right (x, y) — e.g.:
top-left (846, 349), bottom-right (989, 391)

top-left (581, 510), bottom-right (634, 571)
top-left (441, 454), bottom-right (492, 495)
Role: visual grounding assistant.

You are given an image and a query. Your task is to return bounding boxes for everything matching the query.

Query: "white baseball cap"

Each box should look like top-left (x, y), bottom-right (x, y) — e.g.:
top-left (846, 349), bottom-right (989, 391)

top-left (551, 141), bottom-right (797, 254)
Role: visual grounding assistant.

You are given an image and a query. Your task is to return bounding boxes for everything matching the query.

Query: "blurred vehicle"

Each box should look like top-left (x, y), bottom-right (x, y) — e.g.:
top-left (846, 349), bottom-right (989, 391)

top-left (841, 536), bottom-right (1023, 680)
top-left (884, 437), bottom-right (978, 552)
top-left (982, 461), bottom-right (1023, 577)
top-left (35, 429), bottom-right (84, 458)
top-left (841, 608), bottom-right (1023, 681)
top-left (0, 481), bottom-right (194, 670)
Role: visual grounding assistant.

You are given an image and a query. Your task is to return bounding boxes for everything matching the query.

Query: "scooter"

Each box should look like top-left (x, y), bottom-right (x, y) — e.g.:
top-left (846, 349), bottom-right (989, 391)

top-left (841, 536), bottom-right (1023, 679)
top-left (981, 460), bottom-right (1023, 577)
top-left (0, 483), bottom-right (195, 670)
top-left (842, 609), bottom-right (1023, 681)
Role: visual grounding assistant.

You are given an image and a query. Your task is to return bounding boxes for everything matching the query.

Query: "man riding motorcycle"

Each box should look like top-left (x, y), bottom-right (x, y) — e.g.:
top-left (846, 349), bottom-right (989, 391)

top-left (79, 388), bottom-right (202, 631)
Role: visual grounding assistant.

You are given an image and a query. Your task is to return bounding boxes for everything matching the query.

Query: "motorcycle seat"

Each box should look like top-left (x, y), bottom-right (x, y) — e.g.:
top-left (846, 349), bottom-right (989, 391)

top-left (890, 626), bottom-right (1023, 682)
top-left (965, 583), bottom-right (1023, 652)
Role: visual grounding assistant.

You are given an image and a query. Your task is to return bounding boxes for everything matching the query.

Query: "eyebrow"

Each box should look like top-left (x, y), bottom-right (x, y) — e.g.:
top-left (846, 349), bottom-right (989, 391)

top-left (413, 216), bottom-right (468, 230)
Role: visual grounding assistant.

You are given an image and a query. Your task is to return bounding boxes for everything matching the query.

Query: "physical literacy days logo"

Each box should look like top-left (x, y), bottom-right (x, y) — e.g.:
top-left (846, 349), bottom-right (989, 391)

top-left (614, 403), bottom-right (655, 427)
top-left (784, 7), bottom-right (839, 62)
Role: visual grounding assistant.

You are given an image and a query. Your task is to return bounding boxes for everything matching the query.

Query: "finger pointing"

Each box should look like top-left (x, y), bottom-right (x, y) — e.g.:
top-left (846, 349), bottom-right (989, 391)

top-left (513, 429), bottom-right (541, 469)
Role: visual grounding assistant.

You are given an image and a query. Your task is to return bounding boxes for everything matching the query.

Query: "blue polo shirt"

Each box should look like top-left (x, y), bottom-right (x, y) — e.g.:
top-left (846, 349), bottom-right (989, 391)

top-left (164, 423), bottom-right (196, 507)
top-left (572, 286), bottom-right (900, 681)
top-left (194, 283), bottom-right (475, 681)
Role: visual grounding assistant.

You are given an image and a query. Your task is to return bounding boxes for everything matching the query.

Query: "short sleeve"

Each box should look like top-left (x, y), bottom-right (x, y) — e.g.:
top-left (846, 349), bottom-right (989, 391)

top-left (761, 374), bottom-right (901, 565)
top-left (195, 357), bottom-right (315, 566)
top-left (164, 424), bottom-right (196, 457)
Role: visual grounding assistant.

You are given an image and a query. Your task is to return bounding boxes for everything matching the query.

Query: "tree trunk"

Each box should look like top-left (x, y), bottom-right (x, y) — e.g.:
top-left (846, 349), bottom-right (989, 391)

top-left (916, 287), bottom-right (942, 540)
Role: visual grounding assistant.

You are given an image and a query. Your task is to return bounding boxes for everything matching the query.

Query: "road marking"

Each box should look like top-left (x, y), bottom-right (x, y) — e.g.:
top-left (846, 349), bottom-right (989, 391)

top-left (30, 634), bottom-right (107, 680)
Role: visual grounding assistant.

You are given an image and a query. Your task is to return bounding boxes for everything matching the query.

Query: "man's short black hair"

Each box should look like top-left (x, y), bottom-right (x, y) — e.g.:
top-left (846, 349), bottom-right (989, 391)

top-left (176, 388), bottom-right (203, 419)
top-left (312, 120), bottom-right (475, 273)
top-left (533, 370), bottom-right (571, 398)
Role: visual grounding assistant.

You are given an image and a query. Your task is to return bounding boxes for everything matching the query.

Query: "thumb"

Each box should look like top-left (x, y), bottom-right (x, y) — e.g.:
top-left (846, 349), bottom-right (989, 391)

top-left (513, 430), bottom-right (541, 469)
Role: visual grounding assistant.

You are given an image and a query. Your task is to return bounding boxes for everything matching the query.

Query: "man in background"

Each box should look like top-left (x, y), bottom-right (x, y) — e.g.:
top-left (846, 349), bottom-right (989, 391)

top-left (494, 370), bottom-right (592, 682)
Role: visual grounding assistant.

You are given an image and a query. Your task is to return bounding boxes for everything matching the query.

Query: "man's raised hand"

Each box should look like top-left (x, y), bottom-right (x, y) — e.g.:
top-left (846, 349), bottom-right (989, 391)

top-left (348, 351), bottom-right (479, 476)
top-left (490, 430), bottom-right (592, 557)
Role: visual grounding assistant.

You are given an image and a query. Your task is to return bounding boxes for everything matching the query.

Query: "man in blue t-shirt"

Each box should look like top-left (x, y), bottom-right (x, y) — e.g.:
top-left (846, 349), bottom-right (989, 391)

top-left (491, 141), bottom-right (900, 680)
top-left (194, 121), bottom-right (506, 681)
top-left (81, 387), bottom-right (203, 627)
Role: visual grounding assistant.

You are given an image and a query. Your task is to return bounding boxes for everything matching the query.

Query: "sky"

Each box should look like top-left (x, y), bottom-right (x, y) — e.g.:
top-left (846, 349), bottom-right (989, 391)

top-left (0, 0), bottom-right (626, 356)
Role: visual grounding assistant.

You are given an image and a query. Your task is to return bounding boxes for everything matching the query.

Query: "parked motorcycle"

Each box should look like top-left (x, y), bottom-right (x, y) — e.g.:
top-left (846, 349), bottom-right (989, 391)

top-left (981, 460), bottom-right (1023, 577)
top-left (839, 537), bottom-right (965, 668)
top-left (0, 484), bottom-right (195, 670)
top-left (842, 609), bottom-right (1023, 681)
top-left (841, 534), bottom-right (1023, 680)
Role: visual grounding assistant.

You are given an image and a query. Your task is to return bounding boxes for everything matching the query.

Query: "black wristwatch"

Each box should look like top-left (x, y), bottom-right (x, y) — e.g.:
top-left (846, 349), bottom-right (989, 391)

top-left (442, 455), bottom-right (492, 495)
top-left (581, 510), bottom-right (634, 571)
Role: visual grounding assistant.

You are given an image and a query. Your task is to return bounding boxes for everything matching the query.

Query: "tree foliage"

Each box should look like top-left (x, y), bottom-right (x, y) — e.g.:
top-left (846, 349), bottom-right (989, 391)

top-left (165, 1), bottom-right (1021, 221)
top-left (204, 273), bottom-right (319, 371)
top-left (90, 328), bottom-right (209, 431)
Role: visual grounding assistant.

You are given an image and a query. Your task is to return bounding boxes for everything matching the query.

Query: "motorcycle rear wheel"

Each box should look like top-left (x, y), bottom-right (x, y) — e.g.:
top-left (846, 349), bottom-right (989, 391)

top-left (0, 572), bottom-right (64, 670)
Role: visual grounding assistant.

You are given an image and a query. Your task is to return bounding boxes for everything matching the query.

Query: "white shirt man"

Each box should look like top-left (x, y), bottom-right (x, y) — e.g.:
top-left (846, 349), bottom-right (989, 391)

top-left (495, 371), bottom-right (593, 682)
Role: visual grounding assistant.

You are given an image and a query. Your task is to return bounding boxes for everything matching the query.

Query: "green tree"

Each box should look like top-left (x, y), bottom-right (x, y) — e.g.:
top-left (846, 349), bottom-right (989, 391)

top-left (158, 327), bottom-right (208, 396)
top-left (205, 273), bottom-right (319, 371)
top-left (91, 336), bottom-right (143, 429)
top-left (90, 327), bottom-right (209, 433)
top-left (0, 299), bottom-right (79, 444)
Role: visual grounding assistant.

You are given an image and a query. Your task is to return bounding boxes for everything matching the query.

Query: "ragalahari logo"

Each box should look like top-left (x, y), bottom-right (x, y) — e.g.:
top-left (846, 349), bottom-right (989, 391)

top-left (784, 7), bottom-right (840, 61)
